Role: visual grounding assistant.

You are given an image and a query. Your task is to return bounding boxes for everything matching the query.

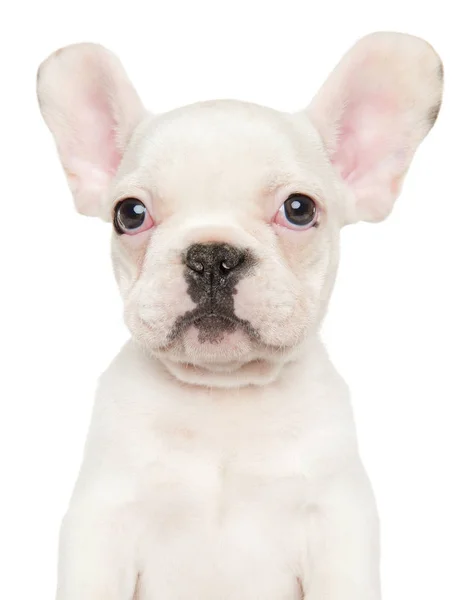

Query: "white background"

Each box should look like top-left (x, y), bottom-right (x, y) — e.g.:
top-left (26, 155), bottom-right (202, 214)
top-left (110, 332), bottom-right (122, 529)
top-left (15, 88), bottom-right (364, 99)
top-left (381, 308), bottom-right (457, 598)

top-left (1, 1), bottom-right (462, 598)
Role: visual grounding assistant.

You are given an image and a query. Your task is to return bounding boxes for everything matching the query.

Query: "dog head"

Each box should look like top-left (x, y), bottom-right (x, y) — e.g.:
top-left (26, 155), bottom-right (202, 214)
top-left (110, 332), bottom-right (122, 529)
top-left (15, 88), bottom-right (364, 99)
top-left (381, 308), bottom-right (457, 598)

top-left (37, 33), bottom-right (443, 387)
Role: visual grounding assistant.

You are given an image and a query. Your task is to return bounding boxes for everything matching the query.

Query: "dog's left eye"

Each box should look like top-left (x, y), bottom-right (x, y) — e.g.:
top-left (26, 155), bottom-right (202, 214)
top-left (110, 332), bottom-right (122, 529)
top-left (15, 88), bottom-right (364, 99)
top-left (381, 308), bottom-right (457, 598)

top-left (113, 198), bottom-right (154, 235)
top-left (275, 194), bottom-right (319, 230)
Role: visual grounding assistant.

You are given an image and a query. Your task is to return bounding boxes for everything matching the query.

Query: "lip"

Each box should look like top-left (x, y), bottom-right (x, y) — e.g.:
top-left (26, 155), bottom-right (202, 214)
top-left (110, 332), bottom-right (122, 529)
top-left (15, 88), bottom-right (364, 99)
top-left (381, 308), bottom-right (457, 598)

top-left (169, 310), bottom-right (259, 342)
top-left (192, 313), bottom-right (238, 325)
top-left (176, 312), bottom-right (241, 332)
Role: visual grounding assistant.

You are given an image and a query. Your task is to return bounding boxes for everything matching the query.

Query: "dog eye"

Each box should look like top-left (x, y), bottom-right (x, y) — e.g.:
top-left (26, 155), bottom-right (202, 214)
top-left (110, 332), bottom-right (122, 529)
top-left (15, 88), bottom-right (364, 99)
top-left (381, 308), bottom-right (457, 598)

top-left (276, 194), bottom-right (318, 230)
top-left (113, 198), bottom-right (154, 235)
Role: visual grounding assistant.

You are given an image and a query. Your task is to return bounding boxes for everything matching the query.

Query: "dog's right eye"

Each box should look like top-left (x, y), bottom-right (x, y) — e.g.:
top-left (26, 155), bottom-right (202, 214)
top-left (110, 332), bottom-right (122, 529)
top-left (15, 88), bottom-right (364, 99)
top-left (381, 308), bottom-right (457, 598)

top-left (113, 198), bottom-right (154, 235)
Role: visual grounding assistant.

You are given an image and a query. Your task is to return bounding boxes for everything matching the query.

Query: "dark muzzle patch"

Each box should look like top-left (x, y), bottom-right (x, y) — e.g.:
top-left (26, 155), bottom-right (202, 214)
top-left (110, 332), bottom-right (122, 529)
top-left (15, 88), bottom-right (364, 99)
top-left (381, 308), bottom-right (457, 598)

top-left (171, 242), bottom-right (257, 343)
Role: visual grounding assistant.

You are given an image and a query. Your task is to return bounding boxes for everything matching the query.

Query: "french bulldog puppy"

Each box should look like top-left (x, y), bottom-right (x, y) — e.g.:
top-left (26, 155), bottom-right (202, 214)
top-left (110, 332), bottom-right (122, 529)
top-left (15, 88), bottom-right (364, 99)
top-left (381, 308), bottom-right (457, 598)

top-left (37, 32), bottom-right (443, 600)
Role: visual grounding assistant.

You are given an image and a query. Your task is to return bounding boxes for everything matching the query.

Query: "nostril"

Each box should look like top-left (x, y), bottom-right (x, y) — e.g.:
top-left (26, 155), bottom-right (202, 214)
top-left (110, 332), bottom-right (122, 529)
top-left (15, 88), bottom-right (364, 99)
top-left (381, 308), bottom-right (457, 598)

top-left (185, 244), bottom-right (206, 274)
top-left (188, 259), bottom-right (205, 274)
top-left (220, 261), bottom-right (232, 273)
top-left (185, 243), bottom-right (249, 278)
top-left (219, 253), bottom-right (244, 274)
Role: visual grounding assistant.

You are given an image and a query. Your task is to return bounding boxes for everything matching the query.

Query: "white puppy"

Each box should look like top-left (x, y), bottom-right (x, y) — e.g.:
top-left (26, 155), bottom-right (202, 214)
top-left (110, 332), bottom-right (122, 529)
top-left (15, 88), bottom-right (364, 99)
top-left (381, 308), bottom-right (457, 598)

top-left (37, 32), bottom-right (443, 600)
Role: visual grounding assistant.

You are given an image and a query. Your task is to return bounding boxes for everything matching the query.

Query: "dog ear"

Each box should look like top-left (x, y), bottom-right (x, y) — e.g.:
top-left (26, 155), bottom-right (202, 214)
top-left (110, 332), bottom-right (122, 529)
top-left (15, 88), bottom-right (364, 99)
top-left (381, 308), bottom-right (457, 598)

top-left (307, 32), bottom-right (443, 223)
top-left (37, 44), bottom-right (146, 217)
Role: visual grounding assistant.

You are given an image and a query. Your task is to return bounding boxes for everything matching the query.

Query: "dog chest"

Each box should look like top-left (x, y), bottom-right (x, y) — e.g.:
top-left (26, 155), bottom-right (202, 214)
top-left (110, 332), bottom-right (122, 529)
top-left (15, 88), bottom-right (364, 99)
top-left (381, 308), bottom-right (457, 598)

top-left (132, 432), bottom-right (310, 600)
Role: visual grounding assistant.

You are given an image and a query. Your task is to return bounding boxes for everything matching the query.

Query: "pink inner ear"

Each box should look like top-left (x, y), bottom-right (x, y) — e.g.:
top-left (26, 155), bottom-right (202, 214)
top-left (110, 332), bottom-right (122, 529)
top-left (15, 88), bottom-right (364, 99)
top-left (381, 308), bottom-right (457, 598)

top-left (86, 87), bottom-right (122, 176)
top-left (62, 88), bottom-right (123, 216)
top-left (332, 93), bottom-right (399, 185)
top-left (99, 123), bottom-right (122, 176)
top-left (64, 83), bottom-right (123, 181)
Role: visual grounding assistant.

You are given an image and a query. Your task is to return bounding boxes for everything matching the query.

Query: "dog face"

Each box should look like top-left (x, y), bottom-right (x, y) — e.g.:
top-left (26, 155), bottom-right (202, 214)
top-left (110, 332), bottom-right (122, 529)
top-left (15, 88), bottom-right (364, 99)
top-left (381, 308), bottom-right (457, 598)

top-left (37, 33), bottom-right (443, 386)
top-left (109, 103), bottom-right (342, 380)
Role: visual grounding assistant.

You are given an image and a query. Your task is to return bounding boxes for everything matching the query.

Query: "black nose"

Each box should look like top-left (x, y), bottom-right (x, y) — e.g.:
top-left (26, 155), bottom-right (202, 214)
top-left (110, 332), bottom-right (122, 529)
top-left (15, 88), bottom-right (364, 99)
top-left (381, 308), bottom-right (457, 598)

top-left (185, 243), bottom-right (247, 278)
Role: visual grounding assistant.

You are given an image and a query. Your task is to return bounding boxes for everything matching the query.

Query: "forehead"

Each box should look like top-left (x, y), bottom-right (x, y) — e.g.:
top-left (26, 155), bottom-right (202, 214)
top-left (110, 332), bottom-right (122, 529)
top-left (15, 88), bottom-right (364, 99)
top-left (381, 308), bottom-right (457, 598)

top-left (118, 100), bottom-right (334, 211)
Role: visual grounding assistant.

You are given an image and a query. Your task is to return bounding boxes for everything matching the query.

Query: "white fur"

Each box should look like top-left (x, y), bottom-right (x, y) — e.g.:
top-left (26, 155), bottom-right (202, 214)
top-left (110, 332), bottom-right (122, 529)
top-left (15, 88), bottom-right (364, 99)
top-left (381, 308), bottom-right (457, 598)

top-left (37, 32), bottom-right (443, 599)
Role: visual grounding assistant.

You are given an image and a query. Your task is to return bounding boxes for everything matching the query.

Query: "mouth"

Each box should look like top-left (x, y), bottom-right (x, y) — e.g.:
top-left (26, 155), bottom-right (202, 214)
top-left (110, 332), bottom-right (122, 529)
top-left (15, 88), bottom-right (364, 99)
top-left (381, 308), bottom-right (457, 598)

top-left (156, 311), bottom-right (295, 387)
top-left (169, 310), bottom-right (259, 345)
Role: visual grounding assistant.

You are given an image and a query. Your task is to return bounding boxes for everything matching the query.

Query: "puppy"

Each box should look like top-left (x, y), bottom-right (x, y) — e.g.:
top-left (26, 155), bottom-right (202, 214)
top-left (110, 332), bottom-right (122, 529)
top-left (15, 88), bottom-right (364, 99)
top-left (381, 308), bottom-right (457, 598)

top-left (37, 32), bottom-right (443, 600)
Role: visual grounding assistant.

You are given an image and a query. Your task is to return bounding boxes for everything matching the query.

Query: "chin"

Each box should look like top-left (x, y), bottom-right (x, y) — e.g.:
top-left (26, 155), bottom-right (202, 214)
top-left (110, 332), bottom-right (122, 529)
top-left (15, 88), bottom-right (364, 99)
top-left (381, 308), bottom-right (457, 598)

top-left (148, 318), bottom-right (303, 388)
top-left (165, 319), bottom-right (258, 366)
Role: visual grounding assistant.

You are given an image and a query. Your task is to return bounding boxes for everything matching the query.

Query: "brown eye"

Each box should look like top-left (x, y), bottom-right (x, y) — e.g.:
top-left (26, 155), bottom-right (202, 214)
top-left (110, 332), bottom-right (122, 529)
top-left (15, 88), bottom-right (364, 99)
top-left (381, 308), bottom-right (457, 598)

top-left (275, 194), bottom-right (318, 230)
top-left (113, 198), bottom-right (154, 235)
